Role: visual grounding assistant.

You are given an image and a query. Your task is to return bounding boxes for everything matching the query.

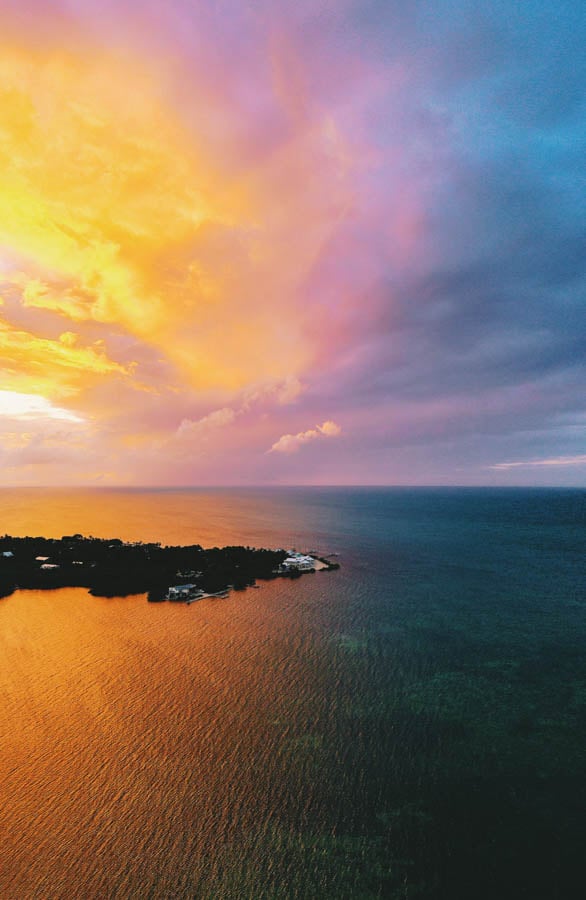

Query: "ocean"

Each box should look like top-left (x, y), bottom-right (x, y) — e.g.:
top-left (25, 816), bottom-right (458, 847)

top-left (0, 487), bottom-right (584, 898)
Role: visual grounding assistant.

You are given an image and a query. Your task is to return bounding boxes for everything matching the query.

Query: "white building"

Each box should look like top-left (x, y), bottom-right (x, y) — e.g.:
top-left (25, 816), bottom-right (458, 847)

top-left (167, 583), bottom-right (199, 600)
top-left (282, 553), bottom-right (315, 572)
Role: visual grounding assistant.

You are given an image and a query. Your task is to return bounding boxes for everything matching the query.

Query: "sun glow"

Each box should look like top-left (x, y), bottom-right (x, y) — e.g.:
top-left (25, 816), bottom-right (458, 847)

top-left (0, 8), bottom-right (356, 484)
top-left (0, 390), bottom-right (83, 421)
top-left (0, 44), bottom-right (325, 397)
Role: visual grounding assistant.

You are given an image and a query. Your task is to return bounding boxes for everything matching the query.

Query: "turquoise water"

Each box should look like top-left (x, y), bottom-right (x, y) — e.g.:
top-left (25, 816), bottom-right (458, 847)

top-left (0, 487), bottom-right (584, 898)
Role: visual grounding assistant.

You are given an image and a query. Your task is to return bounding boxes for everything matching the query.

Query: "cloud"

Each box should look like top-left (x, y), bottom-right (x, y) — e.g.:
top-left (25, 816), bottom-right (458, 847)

top-left (269, 419), bottom-right (341, 454)
top-left (241, 375), bottom-right (305, 409)
top-left (0, 0), bottom-right (584, 485)
top-left (0, 390), bottom-right (83, 422)
top-left (175, 407), bottom-right (236, 440)
top-left (0, 35), bottom-right (356, 399)
top-left (0, 315), bottom-right (129, 398)
top-left (490, 455), bottom-right (586, 470)
top-left (318, 420), bottom-right (342, 437)
top-left (172, 374), bottom-right (304, 440)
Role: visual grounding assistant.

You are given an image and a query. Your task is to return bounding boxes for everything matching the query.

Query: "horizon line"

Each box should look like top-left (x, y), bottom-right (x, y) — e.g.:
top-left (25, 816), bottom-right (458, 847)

top-left (0, 483), bottom-right (584, 490)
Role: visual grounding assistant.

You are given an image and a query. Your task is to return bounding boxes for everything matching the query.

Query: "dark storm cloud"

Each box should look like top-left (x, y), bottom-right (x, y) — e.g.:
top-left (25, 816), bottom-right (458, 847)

top-left (285, 0), bottom-right (585, 483)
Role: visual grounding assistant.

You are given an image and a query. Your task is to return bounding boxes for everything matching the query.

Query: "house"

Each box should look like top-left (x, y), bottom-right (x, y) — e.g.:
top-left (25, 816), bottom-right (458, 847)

top-left (282, 553), bottom-right (315, 572)
top-left (167, 583), bottom-right (199, 600)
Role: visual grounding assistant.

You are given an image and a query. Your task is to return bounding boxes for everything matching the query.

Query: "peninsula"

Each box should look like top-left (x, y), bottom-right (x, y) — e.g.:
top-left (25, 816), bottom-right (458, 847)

top-left (0, 535), bottom-right (339, 602)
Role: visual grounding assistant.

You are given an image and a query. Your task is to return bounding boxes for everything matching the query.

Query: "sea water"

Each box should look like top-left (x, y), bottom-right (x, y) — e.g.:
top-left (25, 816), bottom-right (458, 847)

top-left (0, 487), bottom-right (584, 898)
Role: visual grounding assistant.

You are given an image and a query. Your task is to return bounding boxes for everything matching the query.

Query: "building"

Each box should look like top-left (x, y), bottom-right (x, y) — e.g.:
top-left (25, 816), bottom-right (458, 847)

top-left (167, 583), bottom-right (199, 600)
top-left (282, 553), bottom-right (316, 572)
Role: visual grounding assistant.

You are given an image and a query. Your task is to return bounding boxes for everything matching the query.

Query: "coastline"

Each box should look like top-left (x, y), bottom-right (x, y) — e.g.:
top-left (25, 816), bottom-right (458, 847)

top-left (0, 534), bottom-right (339, 603)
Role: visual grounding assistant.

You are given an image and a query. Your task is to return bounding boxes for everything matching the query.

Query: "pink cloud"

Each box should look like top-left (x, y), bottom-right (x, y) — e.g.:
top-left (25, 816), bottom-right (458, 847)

top-left (269, 419), bottom-right (341, 454)
top-left (490, 455), bottom-right (586, 470)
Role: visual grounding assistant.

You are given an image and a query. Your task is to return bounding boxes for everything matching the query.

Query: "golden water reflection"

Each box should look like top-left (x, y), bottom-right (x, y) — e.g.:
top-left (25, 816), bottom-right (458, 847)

top-left (0, 490), bottom-right (342, 897)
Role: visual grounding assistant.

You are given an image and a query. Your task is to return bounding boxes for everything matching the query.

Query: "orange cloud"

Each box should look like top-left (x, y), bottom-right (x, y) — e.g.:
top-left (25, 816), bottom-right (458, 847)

top-left (0, 42), bottom-right (352, 398)
top-left (0, 14), bottom-right (359, 483)
top-left (0, 316), bottom-right (128, 398)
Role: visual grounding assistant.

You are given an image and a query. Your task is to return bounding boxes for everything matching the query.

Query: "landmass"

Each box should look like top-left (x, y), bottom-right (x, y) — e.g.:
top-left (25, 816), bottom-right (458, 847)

top-left (0, 535), bottom-right (339, 602)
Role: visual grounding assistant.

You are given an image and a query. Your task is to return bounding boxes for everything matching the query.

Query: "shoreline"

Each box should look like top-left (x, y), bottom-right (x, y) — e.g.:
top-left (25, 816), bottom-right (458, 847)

top-left (0, 534), bottom-right (339, 603)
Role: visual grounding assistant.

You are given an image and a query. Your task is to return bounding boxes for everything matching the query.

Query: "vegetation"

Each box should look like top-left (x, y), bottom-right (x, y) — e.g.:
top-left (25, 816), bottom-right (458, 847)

top-left (0, 534), bottom-right (288, 600)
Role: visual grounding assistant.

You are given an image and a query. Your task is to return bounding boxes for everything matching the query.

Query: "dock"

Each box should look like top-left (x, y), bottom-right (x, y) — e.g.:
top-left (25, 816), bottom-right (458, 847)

top-left (186, 589), bottom-right (229, 604)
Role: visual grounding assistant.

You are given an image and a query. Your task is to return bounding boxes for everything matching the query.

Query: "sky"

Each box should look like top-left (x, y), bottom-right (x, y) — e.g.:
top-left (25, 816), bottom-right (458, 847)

top-left (0, 0), bottom-right (584, 486)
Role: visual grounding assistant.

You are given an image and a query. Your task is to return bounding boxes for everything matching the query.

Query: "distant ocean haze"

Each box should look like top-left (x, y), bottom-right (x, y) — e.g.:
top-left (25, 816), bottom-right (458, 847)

top-left (0, 487), bottom-right (584, 898)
